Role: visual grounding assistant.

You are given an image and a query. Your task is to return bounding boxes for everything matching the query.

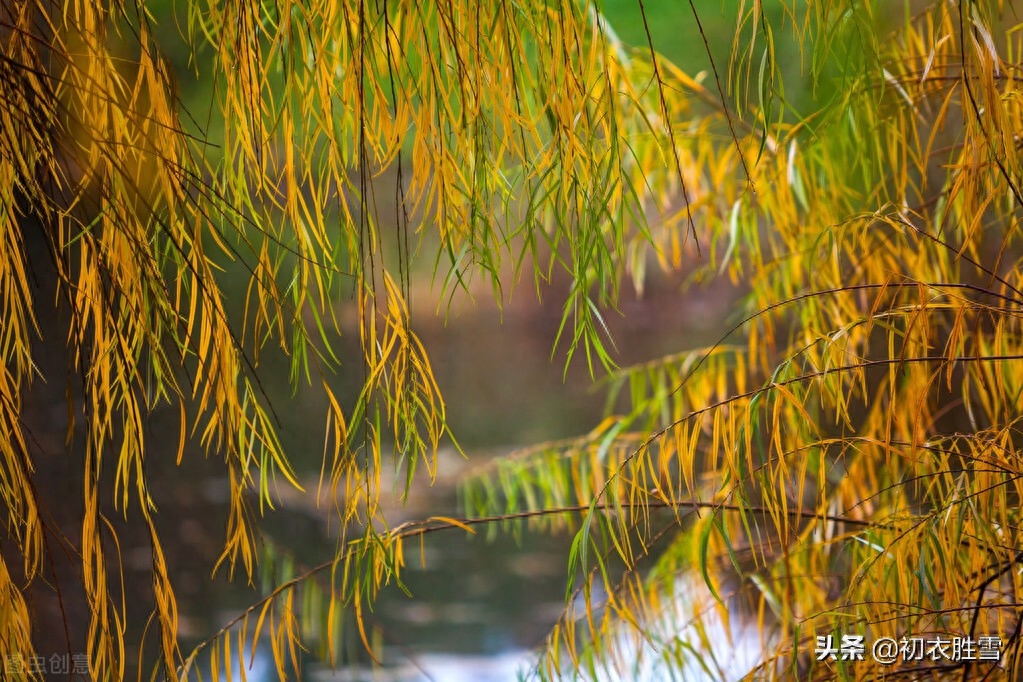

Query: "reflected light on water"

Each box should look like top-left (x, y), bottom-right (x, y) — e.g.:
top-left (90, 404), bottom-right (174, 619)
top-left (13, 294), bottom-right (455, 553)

top-left (300, 573), bottom-right (763, 682)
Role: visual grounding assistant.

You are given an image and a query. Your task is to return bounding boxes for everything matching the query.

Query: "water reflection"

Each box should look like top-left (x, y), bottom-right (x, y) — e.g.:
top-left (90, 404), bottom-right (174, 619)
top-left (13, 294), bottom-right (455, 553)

top-left (192, 567), bottom-right (767, 682)
top-left (18, 225), bottom-right (749, 680)
top-left (185, 270), bottom-right (752, 680)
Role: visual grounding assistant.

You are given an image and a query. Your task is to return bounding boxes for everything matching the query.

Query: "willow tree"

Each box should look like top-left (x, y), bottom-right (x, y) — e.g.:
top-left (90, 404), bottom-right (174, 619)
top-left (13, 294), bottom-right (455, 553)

top-left (2, 0), bottom-right (1022, 679)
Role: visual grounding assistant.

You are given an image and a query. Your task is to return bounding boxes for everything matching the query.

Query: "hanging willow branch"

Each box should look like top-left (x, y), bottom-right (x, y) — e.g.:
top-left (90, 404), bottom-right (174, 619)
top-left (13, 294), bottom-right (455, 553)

top-left (5, 0), bottom-right (1023, 680)
top-left (0, 0), bottom-right (736, 678)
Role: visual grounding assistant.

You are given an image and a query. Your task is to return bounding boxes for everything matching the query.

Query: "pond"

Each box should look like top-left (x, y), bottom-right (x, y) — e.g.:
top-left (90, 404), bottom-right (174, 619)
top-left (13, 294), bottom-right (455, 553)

top-left (175, 268), bottom-right (751, 681)
top-left (17, 235), bottom-right (753, 680)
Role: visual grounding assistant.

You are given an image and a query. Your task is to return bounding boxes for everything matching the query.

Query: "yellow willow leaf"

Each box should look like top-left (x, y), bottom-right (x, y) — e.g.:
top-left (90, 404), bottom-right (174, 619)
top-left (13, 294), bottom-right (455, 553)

top-left (353, 594), bottom-right (380, 666)
top-left (427, 516), bottom-right (478, 534)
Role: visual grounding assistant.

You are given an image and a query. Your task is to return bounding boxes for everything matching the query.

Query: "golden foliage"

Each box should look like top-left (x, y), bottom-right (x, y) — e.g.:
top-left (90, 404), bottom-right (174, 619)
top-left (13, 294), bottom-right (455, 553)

top-left (466, 1), bottom-right (1023, 679)
top-left (2, 0), bottom-right (1023, 680)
